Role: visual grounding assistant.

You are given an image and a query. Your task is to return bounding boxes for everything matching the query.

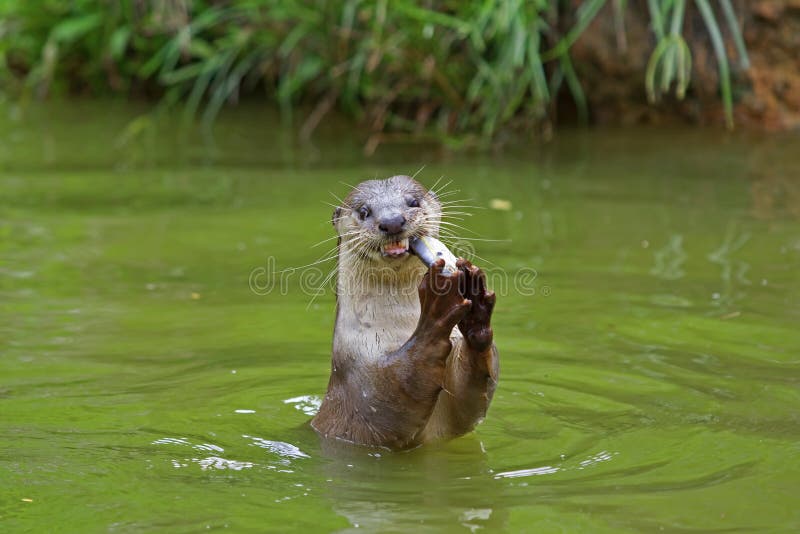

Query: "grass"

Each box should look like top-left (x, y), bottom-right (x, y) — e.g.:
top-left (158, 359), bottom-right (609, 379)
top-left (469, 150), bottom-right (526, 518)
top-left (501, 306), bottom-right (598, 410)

top-left (0, 1), bottom-right (749, 141)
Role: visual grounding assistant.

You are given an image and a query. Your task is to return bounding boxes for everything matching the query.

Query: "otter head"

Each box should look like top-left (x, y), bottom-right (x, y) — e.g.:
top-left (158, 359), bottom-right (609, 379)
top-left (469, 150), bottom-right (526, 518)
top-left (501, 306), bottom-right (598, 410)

top-left (333, 175), bottom-right (441, 266)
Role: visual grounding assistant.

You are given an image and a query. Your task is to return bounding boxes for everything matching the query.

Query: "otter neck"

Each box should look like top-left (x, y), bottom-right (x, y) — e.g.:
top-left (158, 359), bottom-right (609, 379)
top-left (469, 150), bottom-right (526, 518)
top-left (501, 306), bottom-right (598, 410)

top-left (333, 245), bottom-right (425, 363)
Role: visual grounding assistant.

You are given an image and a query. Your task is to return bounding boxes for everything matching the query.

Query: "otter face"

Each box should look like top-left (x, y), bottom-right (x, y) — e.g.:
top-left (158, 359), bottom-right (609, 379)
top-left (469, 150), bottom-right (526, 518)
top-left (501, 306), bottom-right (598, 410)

top-left (333, 175), bottom-right (441, 264)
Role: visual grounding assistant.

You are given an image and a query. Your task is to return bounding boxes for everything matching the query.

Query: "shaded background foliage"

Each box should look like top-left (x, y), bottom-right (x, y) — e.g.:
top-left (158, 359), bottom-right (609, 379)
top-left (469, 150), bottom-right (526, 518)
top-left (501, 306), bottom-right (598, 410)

top-left (0, 0), bottom-right (760, 143)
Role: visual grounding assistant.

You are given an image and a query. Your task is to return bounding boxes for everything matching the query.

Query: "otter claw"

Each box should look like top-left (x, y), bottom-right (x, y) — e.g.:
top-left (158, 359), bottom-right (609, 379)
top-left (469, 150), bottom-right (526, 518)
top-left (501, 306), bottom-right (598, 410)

top-left (456, 259), bottom-right (495, 351)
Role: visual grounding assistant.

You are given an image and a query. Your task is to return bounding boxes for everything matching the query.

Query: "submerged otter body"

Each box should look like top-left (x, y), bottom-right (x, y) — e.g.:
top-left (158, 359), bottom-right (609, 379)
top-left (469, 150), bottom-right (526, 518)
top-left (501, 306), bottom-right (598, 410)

top-left (311, 176), bottom-right (499, 450)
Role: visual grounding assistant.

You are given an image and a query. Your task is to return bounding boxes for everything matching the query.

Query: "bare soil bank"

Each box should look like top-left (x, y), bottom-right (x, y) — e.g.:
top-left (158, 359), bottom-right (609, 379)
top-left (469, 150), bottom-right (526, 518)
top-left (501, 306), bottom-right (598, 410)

top-left (570, 0), bottom-right (800, 131)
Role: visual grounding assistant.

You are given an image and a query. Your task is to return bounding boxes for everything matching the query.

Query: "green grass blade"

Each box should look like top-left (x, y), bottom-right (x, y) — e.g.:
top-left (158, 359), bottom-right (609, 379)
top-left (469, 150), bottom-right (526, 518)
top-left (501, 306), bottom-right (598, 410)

top-left (676, 36), bottom-right (691, 99)
top-left (49, 13), bottom-right (102, 44)
top-left (647, 0), bottom-right (665, 40)
top-left (183, 53), bottom-right (227, 123)
top-left (669, 0), bottom-right (686, 34)
top-left (613, 0), bottom-right (628, 52)
top-left (392, 3), bottom-right (472, 35)
top-left (203, 48), bottom-right (262, 126)
top-left (719, 0), bottom-right (750, 69)
top-left (541, 0), bottom-right (607, 61)
top-left (660, 0), bottom-right (686, 92)
top-left (560, 54), bottom-right (588, 124)
top-left (527, 30), bottom-right (550, 110)
top-left (646, 38), bottom-right (670, 103)
top-left (696, 0), bottom-right (734, 129)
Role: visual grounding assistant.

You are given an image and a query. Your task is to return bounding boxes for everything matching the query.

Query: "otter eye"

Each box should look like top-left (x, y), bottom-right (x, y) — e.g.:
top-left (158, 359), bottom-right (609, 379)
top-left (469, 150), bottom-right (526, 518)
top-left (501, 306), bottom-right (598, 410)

top-left (406, 197), bottom-right (420, 208)
top-left (358, 206), bottom-right (370, 220)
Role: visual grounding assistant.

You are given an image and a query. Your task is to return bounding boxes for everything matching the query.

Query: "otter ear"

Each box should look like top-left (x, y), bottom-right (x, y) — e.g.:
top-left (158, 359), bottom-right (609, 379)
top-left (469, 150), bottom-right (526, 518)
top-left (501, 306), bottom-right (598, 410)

top-left (332, 207), bottom-right (342, 227)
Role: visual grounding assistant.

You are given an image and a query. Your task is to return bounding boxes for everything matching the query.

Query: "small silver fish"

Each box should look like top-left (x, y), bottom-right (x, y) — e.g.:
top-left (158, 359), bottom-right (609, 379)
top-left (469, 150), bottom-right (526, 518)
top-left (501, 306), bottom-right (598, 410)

top-left (409, 236), bottom-right (458, 275)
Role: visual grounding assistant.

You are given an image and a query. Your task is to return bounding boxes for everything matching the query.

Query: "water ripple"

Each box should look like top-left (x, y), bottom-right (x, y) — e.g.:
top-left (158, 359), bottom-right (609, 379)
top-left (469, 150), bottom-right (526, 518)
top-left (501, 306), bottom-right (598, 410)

top-left (494, 465), bottom-right (561, 479)
top-left (494, 450), bottom-right (618, 480)
top-left (245, 435), bottom-right (311, 461)
top-left (283, 395), bottom-right (322, 416)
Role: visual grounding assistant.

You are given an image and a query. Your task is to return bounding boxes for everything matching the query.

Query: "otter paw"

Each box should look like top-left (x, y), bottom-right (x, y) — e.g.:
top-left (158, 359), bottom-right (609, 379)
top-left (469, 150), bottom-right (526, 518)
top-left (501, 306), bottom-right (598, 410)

top-left (456, 259), bottom-right (495, 352)
top-left (417, 259), bottom-right (472, 341)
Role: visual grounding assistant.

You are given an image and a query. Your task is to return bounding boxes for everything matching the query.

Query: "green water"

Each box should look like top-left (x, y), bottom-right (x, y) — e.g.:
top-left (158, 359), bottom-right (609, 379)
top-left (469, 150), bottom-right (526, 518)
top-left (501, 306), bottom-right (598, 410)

top-left (2, 102), bottom-right (799, 533)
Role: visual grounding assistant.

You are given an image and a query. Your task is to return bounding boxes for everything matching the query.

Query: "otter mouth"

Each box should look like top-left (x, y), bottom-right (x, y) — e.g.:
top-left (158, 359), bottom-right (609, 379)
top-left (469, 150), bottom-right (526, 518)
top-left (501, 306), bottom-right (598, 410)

top-left (380, 237), bottom-right (410, 258)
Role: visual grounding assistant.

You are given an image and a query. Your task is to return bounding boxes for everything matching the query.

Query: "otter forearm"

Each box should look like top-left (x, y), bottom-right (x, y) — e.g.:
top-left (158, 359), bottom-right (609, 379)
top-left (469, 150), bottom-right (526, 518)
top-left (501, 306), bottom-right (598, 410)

top-left (453, 341), bottom-right (499, 416)
top-left (363, 342), bottom-right (450, 448)
top-left (461, 341), bottom-right (499, 384)
top-left (312, 335), bottom-right (453, 449)
top-left (421, 339), bottom-right (499, 440)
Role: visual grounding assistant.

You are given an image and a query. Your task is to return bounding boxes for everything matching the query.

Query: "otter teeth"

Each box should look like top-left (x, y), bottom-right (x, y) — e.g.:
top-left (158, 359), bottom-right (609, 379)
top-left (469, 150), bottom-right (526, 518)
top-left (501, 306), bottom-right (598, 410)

top-left (381, 237), bottom-right (410, 257)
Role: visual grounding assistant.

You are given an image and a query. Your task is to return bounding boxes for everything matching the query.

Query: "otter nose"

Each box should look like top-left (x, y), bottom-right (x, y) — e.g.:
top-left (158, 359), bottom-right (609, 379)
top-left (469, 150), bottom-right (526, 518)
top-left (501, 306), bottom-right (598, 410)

top-left (378, 215), bottom-right (406, 236)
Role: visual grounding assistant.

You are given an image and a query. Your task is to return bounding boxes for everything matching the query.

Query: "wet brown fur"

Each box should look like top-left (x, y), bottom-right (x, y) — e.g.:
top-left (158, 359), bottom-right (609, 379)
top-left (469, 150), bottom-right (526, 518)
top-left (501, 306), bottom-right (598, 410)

top-left (311, 176), bottom-right (499, 450)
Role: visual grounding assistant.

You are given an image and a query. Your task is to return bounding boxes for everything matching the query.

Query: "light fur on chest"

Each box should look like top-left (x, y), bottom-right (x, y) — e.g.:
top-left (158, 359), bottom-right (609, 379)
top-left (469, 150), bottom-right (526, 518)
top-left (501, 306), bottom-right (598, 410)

top-left (333, 254), bottom-right (462, 362)
top-left (334, 281), bottom-right (419, 360)
top-left (333, 277), bottom-right (463, 364)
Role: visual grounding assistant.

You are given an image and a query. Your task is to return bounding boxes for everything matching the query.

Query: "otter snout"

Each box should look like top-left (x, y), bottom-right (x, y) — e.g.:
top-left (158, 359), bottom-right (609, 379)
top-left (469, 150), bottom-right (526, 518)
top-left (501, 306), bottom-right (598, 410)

top-left (333, 175), bottom-right (441, 263)
top-left (378, 215), bottom-right (406, 236)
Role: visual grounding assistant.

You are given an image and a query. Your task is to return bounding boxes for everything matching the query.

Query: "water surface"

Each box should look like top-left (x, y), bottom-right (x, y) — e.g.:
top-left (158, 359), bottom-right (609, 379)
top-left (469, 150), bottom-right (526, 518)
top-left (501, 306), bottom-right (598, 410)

top-left (2, 102), bottom-right (799, 532)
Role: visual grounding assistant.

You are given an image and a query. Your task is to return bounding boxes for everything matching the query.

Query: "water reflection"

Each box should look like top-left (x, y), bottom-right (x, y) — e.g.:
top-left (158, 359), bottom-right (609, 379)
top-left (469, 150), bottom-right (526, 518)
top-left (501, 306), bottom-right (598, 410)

top-left (314, 436), bottom-right (510, 532)
top-left (650, 234), bottom-right (687, 280)
top-left (708, 222), bottom-right (752, 309)
top-left (747, 137), bottom-right (800, 220)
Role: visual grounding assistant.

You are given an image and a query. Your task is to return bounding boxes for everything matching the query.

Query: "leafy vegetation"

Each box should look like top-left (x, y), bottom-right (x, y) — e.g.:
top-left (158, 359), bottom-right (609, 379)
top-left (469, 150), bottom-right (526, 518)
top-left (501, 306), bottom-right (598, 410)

top-left (0, 0), bottom-right (749, 140)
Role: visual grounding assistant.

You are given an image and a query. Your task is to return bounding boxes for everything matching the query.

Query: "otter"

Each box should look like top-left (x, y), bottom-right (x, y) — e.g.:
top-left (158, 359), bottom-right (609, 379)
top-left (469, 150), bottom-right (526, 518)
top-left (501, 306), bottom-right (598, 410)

top-left (311, 175), bottom-right (499, 450)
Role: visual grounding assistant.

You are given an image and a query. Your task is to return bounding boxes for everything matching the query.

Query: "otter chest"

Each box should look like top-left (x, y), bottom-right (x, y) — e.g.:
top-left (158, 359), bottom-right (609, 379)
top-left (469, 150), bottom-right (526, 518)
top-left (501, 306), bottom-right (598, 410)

top-left (334, 291), bottom-right (420, 361)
